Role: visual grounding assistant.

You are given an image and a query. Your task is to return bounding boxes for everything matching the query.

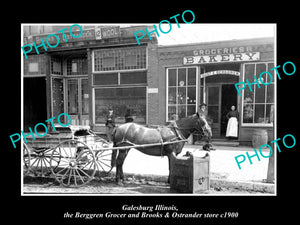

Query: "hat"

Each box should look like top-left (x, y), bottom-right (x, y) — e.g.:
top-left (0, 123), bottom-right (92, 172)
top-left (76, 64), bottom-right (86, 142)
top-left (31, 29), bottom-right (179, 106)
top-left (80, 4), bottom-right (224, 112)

top-left (199, 103), bottom-right (207, 107)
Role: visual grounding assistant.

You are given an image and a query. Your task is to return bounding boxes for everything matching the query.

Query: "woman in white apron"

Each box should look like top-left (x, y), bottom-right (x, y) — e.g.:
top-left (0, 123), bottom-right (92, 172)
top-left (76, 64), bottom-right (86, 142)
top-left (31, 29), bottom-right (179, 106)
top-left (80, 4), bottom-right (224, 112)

top-left (226, 105), bottom-right (239, 139)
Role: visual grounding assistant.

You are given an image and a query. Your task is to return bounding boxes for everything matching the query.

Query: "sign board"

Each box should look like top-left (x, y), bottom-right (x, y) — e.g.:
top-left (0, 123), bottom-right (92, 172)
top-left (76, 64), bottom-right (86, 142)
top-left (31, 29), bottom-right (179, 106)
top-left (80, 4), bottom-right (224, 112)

top-left (200, 70), bottom-right (240, 78)
top-left (25, 29), bottom-right (96, 45)
top-left (25, 26), bottom-right (120, 44)
top-left (148, 88), bottom-right (158, 94)
top-left (183, 52), bottom-right (260, 65)
top-left (95, 26), bottom-right (120, 40)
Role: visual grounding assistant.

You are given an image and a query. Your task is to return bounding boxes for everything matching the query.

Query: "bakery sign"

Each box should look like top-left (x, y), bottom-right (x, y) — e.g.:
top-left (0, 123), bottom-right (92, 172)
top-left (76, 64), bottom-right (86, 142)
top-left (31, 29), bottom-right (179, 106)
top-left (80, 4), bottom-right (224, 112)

top-left (183, 46), bottom-right (260, 65)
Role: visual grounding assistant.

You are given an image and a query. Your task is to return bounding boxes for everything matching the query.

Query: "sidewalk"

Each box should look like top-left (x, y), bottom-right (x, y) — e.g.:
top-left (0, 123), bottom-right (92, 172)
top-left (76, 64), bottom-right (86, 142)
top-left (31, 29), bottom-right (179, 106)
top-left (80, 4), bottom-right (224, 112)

top-left (119, 144), bottom-right (274, 193)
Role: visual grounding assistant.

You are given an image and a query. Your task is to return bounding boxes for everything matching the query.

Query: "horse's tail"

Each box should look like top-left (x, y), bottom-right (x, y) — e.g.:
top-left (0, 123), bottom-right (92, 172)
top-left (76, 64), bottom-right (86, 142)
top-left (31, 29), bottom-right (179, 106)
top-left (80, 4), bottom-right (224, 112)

top-left (111, 144), bottom-right (118, 168)
top-left (110, 128), bottom-right (118, 168)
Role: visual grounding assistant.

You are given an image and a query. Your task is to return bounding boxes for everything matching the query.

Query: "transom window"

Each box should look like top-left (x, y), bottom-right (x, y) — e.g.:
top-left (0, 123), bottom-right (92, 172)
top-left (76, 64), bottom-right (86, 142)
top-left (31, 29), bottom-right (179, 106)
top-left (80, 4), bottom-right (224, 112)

top-left (93, 46), bottom-right (147, 72)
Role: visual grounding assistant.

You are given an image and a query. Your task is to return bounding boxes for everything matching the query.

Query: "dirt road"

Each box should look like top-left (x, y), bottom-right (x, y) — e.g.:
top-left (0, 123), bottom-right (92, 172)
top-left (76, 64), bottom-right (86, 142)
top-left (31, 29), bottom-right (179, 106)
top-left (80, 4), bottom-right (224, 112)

top-left (23, 176), bottom-right (268, 195)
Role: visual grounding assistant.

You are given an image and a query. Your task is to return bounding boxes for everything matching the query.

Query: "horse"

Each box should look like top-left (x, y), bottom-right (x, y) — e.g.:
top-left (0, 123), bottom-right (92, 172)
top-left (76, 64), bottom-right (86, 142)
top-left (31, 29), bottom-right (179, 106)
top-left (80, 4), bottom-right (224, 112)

top-left (110, 112), bottom-right (212, 185)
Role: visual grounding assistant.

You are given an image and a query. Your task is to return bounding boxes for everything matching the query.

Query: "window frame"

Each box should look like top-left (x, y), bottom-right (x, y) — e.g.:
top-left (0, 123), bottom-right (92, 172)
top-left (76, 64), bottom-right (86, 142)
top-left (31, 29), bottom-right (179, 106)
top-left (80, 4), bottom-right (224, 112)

top-left (92, 70), bottom-right (147, 87)
top-left (92, 85), bottom-right (148, 125)
top-left (92, 46), bottom-right (148, 73)
top-left (166, 66), bottom-right (199, 122)
top-left (241, 61), bottom-right (275, 127)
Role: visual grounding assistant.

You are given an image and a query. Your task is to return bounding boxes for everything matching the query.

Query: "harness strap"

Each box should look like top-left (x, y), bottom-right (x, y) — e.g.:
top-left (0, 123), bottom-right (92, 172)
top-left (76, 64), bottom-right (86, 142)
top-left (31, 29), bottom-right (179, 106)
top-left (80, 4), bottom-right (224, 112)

top-left (170, 121), bottom-right (187, 141)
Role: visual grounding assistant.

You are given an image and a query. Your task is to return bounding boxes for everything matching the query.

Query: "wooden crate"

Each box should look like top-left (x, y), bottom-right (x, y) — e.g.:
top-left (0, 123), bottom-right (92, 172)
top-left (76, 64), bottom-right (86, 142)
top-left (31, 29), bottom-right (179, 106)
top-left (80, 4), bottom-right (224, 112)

top-left (170, 153), bottom-right (210, 193)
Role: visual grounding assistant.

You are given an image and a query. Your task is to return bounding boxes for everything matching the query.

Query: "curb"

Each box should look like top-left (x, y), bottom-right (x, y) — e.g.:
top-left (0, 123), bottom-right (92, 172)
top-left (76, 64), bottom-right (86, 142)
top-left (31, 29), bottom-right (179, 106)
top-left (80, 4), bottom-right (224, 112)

top-left (119, 172), bottom-right (275, 194)
top-left (23, 172), bottom-right (275, 194)
top-left (210, 178), bottom-right (275, 193)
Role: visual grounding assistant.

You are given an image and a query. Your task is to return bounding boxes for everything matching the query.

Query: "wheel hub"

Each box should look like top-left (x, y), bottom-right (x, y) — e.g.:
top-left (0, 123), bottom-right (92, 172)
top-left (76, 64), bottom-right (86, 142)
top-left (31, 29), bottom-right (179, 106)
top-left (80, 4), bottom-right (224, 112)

top-left (69, 161), bottom-right (77, 167)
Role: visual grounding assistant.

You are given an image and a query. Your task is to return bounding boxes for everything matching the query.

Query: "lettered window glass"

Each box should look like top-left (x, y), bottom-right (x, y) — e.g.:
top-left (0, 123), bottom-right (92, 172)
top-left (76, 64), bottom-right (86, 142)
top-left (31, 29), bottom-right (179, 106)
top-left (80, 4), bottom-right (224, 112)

top-left (242, 62), bottom-right (275, 125)
top-left (167, 67), bottom-right (198, 121)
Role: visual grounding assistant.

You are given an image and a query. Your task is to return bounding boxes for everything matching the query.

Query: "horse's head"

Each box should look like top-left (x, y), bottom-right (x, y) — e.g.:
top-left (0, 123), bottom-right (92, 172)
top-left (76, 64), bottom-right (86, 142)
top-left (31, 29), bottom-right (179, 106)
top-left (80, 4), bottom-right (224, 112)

top-left (194, 112), bottom-right (212, 141)
top-left (175, 113), bottom-right (212, 141)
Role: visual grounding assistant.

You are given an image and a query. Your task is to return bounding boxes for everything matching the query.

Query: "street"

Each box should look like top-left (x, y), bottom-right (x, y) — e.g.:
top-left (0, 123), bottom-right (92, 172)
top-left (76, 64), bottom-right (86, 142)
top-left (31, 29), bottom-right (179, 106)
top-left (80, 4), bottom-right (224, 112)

top-left (23, 144), bottom-right (274, 195)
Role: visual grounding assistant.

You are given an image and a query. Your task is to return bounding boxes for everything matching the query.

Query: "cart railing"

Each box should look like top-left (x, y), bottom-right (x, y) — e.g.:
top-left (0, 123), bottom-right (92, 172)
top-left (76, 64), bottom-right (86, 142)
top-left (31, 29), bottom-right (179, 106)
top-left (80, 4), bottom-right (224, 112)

top-left (98, 139), bottom-right (188, 151)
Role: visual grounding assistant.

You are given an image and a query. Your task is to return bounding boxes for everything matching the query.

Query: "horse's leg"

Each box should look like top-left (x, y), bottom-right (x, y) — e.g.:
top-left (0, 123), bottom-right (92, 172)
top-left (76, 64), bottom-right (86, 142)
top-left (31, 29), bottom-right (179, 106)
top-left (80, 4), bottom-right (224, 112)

top-left (167, 155), bottom-right (171, 183)
top-left (115, 149), bottom-right (129, 185)
top-left (167, 152), bottom-right (177, 184)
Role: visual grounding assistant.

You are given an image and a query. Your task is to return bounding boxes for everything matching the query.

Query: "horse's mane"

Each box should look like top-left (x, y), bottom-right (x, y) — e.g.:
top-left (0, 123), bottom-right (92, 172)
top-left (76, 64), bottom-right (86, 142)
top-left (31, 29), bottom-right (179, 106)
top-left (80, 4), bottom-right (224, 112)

top-left (176, 113), bottom-right (205, 130)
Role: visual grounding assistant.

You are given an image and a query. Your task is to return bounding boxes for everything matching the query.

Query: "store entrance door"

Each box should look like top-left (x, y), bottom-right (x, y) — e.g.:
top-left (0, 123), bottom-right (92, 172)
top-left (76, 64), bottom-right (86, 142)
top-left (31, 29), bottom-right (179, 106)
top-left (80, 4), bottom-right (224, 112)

top-left (67, 78), bottom-right (89, 126)
top-left (206, 84), bottom-right (237, 138)
top-left (221, 84), bottom-right (238, 136)
top-left (206, 85), bottom-right (221, 138)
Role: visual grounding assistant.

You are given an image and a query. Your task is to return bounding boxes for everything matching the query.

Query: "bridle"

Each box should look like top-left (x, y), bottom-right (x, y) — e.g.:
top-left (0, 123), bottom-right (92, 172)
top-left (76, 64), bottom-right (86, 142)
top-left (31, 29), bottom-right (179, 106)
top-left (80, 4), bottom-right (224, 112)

top-left (173, 117), bottom-right (209, 139)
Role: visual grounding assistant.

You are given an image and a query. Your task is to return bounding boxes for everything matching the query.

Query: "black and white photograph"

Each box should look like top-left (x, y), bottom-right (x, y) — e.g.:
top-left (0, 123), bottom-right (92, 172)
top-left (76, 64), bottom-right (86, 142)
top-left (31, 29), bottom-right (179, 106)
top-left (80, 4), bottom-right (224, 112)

top-left (6, 8), bottom-right (298, 224)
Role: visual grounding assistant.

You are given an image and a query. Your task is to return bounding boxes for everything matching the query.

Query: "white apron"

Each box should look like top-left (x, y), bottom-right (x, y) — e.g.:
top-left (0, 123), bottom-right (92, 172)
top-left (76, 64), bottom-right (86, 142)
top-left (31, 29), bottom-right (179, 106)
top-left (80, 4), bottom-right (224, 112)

top-left (226, 117), bottom-right (238, 137)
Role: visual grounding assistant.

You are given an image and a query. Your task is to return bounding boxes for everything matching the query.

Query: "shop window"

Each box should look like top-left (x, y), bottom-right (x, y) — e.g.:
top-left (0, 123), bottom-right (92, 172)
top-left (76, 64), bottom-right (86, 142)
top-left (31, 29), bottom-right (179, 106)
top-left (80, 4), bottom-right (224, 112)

top-left (67, 80), bottom-right (78, 115)
top-left (93, 73), bottom-right (118, 86)
top-left (93, 46), bottom-right (146, 72)
top-left (51, 56), bottom-right (63, 75)
top-left (167, 67), bottom-right (198, 121)
top-left (51, 77), bottom-right (64, 122)
top-left (94, 87), bottom-right (146, 124)
top-left (120, 71), bottom-right (147, 85)
top-left (242, 62), bottom-right (275, 125)
top-left (67, 58), bottom-right (88, 75)
top-left (93, 71), bottom-right (147, 86)
top-left (81, 79), bottom-right (89, 115)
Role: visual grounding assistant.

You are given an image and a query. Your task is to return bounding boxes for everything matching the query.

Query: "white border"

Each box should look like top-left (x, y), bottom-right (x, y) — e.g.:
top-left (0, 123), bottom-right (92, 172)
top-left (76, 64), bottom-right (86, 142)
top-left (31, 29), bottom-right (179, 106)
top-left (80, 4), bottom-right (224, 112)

top-left (21, 23), bottom-right (277, 196)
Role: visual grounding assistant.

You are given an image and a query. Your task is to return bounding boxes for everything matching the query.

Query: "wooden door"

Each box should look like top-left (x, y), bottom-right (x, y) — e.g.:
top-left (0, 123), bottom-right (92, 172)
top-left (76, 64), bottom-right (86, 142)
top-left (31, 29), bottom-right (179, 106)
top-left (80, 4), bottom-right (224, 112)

top-left (206, 85), bottom-right (221, 138)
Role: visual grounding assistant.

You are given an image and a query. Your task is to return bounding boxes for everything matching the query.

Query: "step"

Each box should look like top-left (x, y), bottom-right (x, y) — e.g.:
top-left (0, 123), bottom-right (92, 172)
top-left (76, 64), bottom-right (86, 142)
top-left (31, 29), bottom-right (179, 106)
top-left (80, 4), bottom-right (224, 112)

top-left (195, 139), bottom-right (239, 147)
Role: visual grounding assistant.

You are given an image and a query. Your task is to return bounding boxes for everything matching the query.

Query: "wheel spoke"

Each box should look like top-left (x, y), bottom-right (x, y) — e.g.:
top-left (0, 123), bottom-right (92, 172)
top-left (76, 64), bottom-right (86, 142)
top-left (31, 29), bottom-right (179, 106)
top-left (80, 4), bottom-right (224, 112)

top-left (73, 169), bottom-right (77, 186)
top-left (67, 168), bottom-right (72, 186)
top-left (97, 159), bottom-right (111, 169)
top-left (55, 166), bottom-right (69, 176)
top-left (77, 167), bottom-right (92, 179)
top-left (60, 146), bottom-right (70, 158)
top-left (30, 157), bottom-right (39, 167)
top-left (98, 152), bottom-right (113, 158)
top-left (75, 168), bottom-right (85, 184)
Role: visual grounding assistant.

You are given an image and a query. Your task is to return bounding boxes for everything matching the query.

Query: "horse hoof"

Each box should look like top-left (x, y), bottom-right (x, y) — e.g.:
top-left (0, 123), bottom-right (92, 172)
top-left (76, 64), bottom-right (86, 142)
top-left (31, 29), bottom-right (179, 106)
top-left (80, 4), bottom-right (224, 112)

top-left (116, 180), bottom-right (124, 186)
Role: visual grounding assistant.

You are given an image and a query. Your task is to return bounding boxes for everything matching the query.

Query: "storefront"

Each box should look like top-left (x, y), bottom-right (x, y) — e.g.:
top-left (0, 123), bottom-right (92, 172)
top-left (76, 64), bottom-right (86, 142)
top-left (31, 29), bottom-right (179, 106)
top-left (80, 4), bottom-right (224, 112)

top-left (23, 25), bottom-right (274, 144)
top-left (23, 25), bottom-right (158, 133)
top-left (157, 37), bottom-right (275, 144)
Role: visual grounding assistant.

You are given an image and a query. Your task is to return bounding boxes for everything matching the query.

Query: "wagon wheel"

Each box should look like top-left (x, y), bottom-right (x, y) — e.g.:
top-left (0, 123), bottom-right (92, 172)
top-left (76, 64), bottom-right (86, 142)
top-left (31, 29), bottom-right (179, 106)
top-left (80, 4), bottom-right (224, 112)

top-left (50, 140), bottom-right (96, 187)
top-left (23, 143), bottom-right (31, 175)
top-left (28, 147), bottom-right (61, 177)
top-left (94, 149), bottom-right (113, 176)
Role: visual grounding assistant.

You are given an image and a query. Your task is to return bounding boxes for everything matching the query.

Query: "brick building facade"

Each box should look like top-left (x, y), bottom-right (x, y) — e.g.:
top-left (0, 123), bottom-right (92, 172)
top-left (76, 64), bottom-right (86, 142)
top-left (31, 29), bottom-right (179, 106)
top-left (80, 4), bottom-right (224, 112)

top-left (23, 25), bottom-right (274, 145)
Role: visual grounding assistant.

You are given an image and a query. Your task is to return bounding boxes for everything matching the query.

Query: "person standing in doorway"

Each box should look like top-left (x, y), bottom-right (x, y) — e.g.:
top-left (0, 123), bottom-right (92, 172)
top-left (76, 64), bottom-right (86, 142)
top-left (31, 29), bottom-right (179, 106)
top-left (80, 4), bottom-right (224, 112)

top-left (105, 108), bottom-right (115, 142)
top-left (226, 105), bottom-right (239, 139)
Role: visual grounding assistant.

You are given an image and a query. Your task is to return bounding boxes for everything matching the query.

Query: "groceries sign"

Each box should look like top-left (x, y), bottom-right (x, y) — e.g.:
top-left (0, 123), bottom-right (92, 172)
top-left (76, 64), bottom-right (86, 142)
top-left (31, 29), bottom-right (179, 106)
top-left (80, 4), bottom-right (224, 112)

top-left (183, 46), bottom-right (260, 65)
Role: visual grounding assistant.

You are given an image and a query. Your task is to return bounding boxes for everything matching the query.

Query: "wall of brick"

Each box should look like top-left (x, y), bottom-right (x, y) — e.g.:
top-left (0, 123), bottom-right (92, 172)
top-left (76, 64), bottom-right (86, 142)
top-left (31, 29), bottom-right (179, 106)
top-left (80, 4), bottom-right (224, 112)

top-left (146, 43), bottom-right (159, 125)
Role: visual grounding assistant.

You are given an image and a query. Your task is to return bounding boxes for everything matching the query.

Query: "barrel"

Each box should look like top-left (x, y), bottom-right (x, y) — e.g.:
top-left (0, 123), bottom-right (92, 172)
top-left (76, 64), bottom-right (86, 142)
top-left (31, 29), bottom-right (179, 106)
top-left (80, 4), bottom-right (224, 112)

top-left (252, 129), bottom-right (268, 148)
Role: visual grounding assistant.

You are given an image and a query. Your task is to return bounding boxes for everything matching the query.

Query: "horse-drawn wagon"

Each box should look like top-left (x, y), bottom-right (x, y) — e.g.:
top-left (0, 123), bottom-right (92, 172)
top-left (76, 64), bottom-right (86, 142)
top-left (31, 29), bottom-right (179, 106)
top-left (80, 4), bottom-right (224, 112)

top-left (23, 126), bottom-right (188, 187)
top-left (23, 113), bottom-right (213, 188)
